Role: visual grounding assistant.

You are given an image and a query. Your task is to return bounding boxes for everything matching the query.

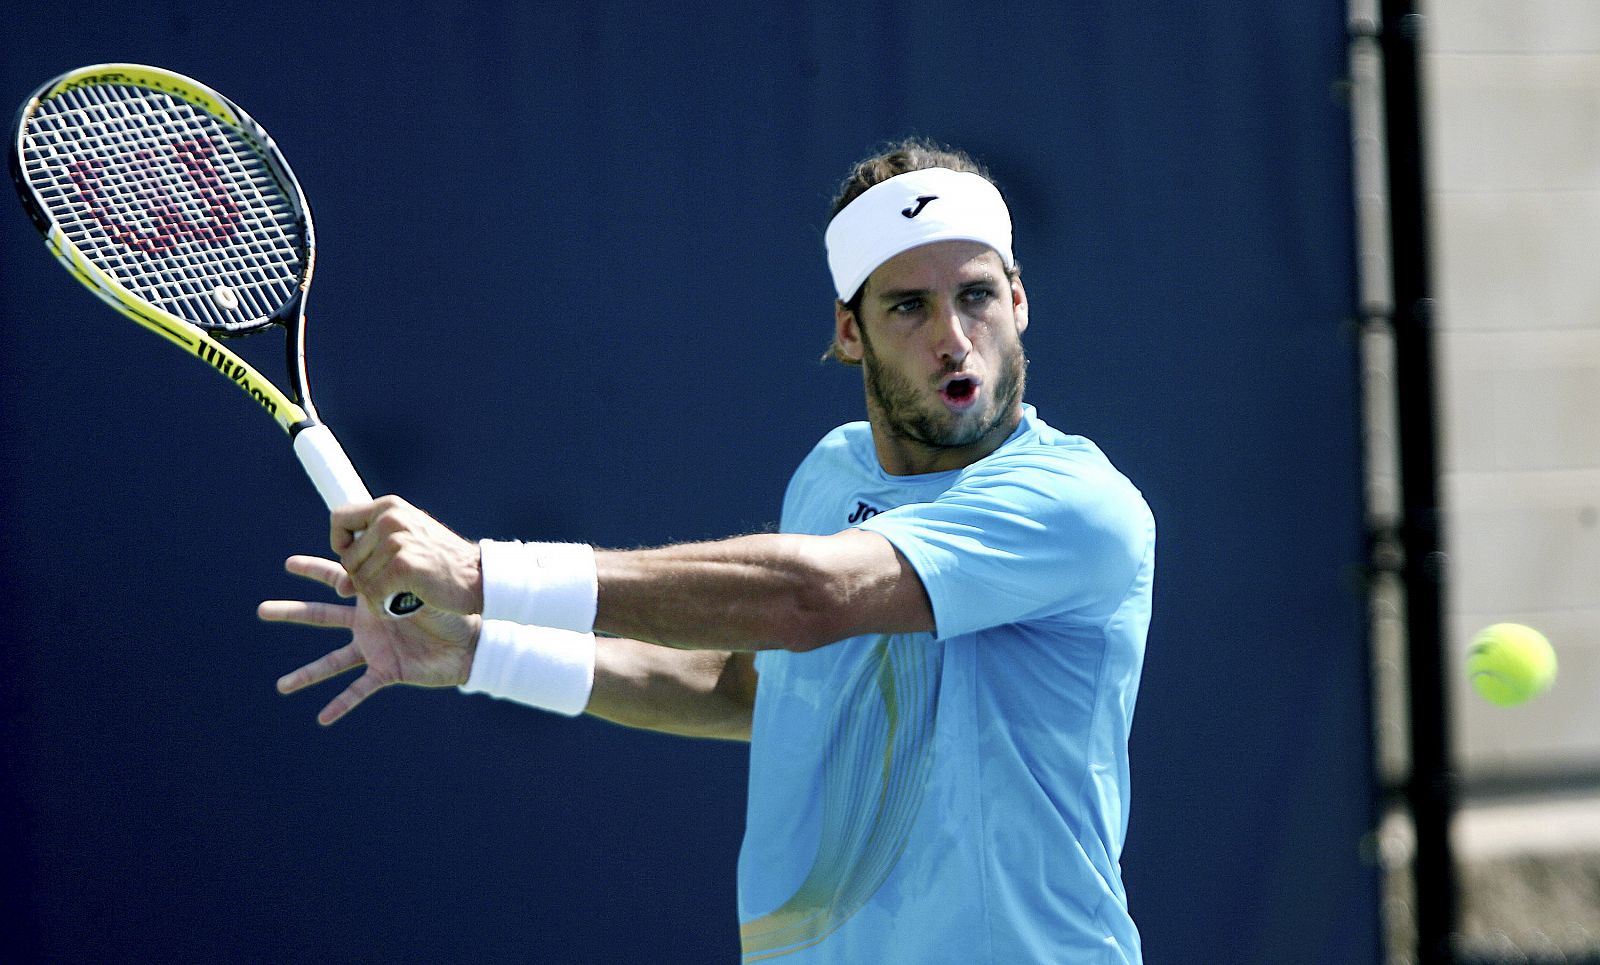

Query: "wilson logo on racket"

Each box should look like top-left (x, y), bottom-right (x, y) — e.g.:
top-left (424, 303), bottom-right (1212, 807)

top-left (196, 341), bottom-right (278, 416)
top-left (66, 138), bottom-right (242, 255)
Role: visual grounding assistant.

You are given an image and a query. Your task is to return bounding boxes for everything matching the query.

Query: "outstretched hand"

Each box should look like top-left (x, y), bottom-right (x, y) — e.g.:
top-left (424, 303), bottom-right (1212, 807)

top-left (260, 555), bottom-right (480, 725)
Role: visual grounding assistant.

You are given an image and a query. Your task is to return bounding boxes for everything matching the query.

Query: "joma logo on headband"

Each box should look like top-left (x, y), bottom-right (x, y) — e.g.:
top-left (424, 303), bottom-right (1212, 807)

top-left (901, 195), bottom-right (937, 218)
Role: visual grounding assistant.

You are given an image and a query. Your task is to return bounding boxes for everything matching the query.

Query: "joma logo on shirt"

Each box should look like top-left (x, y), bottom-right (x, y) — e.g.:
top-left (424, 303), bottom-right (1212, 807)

top-left (847, 501), bottom-right (882, 524)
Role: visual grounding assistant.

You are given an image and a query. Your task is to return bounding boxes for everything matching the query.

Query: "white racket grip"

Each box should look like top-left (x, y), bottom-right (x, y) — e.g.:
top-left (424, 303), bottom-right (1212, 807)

top-left (293, 423), bottom-right (372, 508)
top-left (292, 424), bottom-right (422, 617)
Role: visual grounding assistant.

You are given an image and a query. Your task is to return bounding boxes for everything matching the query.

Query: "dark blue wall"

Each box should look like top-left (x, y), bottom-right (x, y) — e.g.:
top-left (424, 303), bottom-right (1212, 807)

top-left (2, 3), bottom-right (1379, 962)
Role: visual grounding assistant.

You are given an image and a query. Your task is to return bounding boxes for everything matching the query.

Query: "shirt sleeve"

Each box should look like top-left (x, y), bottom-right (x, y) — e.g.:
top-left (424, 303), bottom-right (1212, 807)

top-left (855, 449), bottom-right (1153, 639)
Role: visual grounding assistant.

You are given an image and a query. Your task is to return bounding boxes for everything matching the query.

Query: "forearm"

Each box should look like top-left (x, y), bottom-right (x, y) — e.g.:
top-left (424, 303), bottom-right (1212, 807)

top-left (592, 530), bottom-right (929, 652)
top-left (336, 498), bottom-right (930, 650)
top-left (586, 640), bottom-right (756, 742)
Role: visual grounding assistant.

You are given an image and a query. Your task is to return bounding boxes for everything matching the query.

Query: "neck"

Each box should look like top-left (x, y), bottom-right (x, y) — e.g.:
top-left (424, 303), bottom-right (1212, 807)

top-left (868, 404), bottom-right (1024, 476)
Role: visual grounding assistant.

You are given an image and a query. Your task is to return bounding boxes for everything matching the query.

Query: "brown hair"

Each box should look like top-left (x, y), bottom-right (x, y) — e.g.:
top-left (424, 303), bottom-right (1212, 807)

top-left (828, 137), bottom-right (996, 220)
top-left (823, 138), bottom-right (1016, 364)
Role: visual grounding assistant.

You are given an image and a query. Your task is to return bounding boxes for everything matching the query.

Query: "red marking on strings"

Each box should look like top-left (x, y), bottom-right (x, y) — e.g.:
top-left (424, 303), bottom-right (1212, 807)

top-left (67, 138), bottom-right (243, 255)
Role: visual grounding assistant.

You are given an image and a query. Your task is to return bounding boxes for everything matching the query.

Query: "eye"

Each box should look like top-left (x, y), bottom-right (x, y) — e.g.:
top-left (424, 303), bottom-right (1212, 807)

top-left (888, 297), bottom-right (922, 316)
top-left (961, 285), bottom-right (996, 304)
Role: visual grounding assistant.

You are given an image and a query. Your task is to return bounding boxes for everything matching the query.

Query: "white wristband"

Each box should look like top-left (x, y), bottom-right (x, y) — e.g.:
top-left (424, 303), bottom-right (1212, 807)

top-left (459, 619), bottom-right (596, 716)
top-left (479, 539), bottom-right (598, 632)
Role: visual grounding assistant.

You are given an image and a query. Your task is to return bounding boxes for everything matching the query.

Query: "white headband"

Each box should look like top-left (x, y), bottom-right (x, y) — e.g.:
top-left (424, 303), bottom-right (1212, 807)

top-left (824, 167), bottom-right (1014, 302)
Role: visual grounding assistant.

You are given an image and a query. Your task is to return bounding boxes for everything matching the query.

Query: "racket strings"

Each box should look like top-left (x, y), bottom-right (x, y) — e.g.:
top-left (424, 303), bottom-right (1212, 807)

top-left (20, 82), bottom-right (308, 332)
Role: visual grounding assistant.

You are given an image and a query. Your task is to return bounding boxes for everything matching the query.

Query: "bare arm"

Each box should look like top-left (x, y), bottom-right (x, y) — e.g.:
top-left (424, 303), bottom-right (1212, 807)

top-left (587, 643), bottom-right (758, 741)
top-left (332, 498), bottom-right (936, 653)
top-left (593, 529), bottom-right (933, 652)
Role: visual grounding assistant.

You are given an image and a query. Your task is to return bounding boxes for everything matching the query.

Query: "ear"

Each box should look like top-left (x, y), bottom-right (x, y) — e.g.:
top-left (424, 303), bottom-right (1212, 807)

top-left (1010, 274), bottom-right (1029, 336)
top-left (834, 299), bottom-right (866, 363)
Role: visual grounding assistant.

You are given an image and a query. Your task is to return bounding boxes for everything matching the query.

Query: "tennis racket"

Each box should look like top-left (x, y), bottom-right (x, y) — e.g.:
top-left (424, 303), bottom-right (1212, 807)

top-left (10, 63), bottom-right (422, 617)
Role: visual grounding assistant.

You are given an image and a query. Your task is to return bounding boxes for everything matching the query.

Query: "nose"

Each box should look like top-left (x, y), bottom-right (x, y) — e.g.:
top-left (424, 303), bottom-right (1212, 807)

top-left (933, 297), bottom-right (973, 364)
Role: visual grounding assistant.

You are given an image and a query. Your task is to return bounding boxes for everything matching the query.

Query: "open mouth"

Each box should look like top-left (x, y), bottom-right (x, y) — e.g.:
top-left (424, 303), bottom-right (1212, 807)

top-left (940, 376), bottom-right (980, 408)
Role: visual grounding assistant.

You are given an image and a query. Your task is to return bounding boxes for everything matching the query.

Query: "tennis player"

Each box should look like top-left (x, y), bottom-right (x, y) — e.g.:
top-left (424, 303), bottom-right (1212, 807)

top-left (263, 138), bottom-right (1155, 964)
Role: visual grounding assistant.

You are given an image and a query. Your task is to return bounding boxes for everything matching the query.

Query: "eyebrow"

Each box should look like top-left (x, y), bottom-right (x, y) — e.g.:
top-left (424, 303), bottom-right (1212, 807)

top-left (874, 287), bottom-right (929, 303)
top-left (873, 274), bottom-right (1001, 303)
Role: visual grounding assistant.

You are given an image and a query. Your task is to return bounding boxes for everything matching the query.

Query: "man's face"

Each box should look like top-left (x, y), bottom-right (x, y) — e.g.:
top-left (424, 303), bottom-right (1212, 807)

top-left (835, 240), bottom-right (1029, 474)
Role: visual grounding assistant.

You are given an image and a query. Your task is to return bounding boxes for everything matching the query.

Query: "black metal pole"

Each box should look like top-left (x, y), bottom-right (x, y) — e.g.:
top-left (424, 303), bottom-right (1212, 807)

top-left (1377, 4), bottom-right (1459, 963)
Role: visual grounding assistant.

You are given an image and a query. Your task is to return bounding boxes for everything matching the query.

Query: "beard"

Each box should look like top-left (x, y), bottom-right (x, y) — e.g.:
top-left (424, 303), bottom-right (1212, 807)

top-left (861, 336), bottom-right (1028, 451)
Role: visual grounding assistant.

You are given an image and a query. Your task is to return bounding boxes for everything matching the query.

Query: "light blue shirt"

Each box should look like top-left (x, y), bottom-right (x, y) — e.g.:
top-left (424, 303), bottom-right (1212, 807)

top-left (738, 406), bottom-right (1154, 964)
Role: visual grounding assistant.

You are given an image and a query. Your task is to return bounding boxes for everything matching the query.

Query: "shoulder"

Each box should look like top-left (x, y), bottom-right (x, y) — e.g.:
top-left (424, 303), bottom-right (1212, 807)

top-left (781, 421), bottom-right (876, 531)
top-left (856, 415), bottom-right (1154, 631)
top-left (943, 417), bottom-right (1154, 562)
top-left (791, 421), bottom-right (874, 481)
top-left (964, 416), bottom-right (1144, 510)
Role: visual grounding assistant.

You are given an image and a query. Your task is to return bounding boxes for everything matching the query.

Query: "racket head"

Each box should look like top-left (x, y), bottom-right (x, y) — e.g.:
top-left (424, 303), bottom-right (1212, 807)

top-left (10, 64), bottom-right (315, 338)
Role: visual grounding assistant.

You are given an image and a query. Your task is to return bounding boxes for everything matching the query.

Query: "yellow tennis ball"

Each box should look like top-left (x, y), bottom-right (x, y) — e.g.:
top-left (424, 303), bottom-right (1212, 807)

top-left (1468, 623), bottom-right (1556, 707)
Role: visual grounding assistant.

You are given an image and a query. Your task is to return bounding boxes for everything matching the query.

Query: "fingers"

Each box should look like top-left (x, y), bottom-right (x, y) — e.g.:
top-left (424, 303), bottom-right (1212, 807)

top-left (264, 611), bottom-right (381, 726)
top-left (283, 555), bottom-right (355, 597)
top-left (330, 496), bottom-right (482, 615)
top-left (276, 640), bottom-right (363, 695)
top-left (257, 599), bottom-right (353, 628)
top-left (332, 495), bottom-right (420, 607)
top-left (262, 554), bottom-right (396, 725)
top-left (318, 670), bottom-right (384, 726)
top-left (346, 540), bottom-right (404, 611)
top-left (330, 493), bottom-right (413, 565)
top-left (329, 499), bottom-right (381, 555)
